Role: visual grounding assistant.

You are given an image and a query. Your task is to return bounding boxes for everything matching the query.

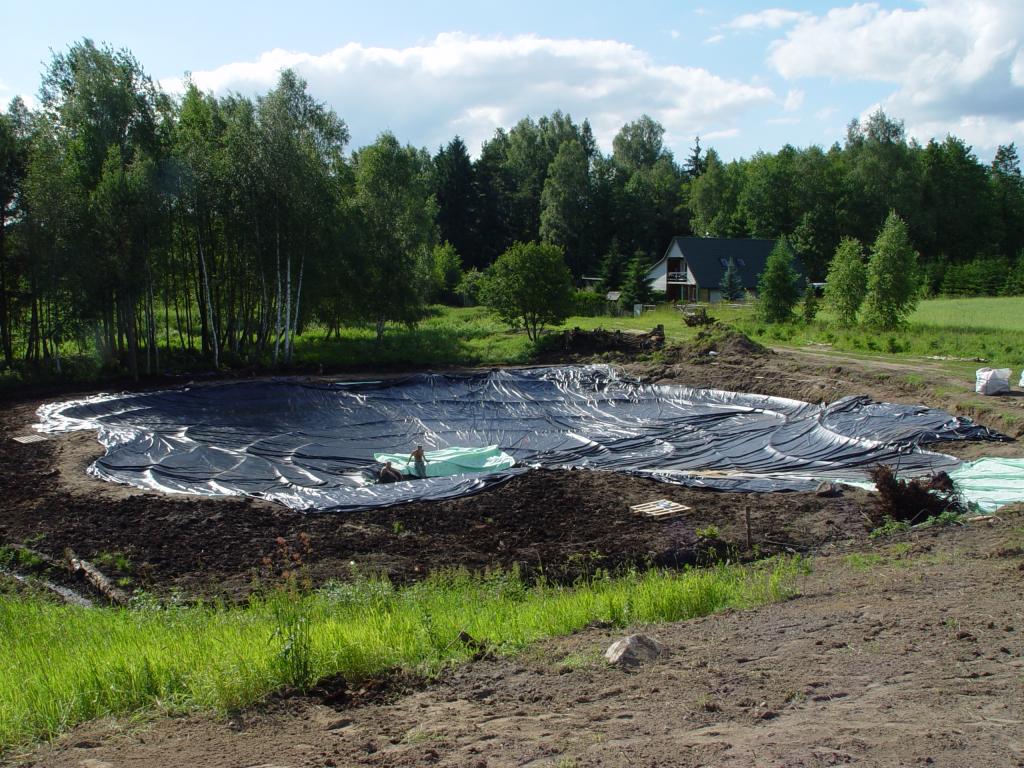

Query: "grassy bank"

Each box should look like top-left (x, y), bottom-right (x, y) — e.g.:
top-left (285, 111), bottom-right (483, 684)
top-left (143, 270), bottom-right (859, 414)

top-left (0, 559), bottom-right (802, 751)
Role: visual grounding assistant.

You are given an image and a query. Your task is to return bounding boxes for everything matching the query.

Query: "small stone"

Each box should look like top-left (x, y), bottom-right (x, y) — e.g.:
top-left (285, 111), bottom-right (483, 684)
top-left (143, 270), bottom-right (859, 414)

top-left (604, 633), bottom-right (667, 667)
top-left (815, 481), bottom-right (842, 497)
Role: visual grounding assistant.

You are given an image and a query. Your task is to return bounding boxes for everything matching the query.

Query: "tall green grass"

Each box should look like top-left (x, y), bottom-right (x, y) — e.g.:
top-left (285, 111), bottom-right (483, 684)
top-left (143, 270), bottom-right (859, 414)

top-left (0, 560), bottom-right (802, 751)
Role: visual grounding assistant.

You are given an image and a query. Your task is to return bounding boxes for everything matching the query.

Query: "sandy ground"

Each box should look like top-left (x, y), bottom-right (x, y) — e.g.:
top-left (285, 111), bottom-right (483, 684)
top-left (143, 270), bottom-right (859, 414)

top-left (3, 337), bottom-right (1024, 766)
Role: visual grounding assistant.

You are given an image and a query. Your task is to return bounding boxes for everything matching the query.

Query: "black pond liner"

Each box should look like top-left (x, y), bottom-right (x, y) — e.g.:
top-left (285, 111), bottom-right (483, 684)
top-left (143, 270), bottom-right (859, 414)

top-left (35, 365), bottom-right (1004, 512)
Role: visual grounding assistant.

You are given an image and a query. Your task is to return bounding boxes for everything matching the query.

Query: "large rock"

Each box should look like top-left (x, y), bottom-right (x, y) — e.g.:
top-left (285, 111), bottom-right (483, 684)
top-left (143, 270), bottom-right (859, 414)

top-left (604, 633), bottom-right (667, 668)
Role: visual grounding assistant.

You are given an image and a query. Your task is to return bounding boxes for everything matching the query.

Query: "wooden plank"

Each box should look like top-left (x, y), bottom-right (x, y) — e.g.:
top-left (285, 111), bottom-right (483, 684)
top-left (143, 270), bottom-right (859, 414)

top-left (12, 434), bottom-right (47, 444)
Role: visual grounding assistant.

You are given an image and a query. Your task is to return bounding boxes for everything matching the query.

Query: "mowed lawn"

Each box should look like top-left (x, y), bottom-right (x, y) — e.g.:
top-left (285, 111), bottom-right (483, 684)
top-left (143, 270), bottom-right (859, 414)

top-left (910, 296), bottom-right (1024, 331)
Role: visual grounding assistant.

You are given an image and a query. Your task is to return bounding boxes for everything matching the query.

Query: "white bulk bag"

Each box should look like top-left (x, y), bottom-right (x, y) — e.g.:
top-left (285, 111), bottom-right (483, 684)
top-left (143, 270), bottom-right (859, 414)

top-left (975, 367), bottom-right (1011, 395)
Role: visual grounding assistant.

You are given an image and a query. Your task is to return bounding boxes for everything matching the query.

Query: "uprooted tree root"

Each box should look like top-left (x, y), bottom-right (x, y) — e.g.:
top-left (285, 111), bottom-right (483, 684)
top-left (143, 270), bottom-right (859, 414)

top-left (867, 464), bottom-right (961, 528)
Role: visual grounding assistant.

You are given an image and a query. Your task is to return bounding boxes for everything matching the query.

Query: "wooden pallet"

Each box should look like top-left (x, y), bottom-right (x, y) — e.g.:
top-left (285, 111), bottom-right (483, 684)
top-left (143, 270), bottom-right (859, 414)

top-left (11, 434), bottom-right (47, 444)
top-left (630, 499), bottom-right (691, 520)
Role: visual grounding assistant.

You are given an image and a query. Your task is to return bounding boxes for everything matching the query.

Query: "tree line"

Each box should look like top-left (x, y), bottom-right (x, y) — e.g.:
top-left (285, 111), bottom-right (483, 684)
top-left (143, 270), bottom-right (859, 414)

top-left (2, 39), bottom-right (1023, 378)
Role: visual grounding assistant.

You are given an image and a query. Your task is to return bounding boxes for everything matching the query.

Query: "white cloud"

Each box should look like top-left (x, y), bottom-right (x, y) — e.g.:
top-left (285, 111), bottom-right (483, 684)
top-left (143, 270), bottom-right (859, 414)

top-left (704, 34), bottom-right (725, 45)
top-left (767, 116), bottom-right (801, 125)
top-left (906, 115), bottom-right (1024, 151)
top-left (0, 78), bottom-right (37, 111)
top-left (705, 127), bottom-right (740, 140)
top-left (727, 9), bottom-right (809, 30)
top-left (767, 1), bottom-right (1024, 150)
top-left (783, 88), bottom-right (804, 112)
top-left (670, 29), bottom-right (681, 39)
top-left (815, 106), bottom-right (837, 120)
top-left (161, 33), bottom-right (775, 156)
top-left (1013, 49), bottom-right (1024, 86)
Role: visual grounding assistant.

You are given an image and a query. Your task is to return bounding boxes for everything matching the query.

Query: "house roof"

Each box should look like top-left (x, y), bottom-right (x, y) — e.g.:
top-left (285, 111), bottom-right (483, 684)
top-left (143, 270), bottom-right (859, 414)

top-left (647, 237), bottom-right (800, 289)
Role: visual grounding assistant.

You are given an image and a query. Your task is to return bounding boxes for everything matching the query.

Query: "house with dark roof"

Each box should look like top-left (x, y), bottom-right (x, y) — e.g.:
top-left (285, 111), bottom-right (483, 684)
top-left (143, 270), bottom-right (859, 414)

top-left (645, 237), bottom-right (797, 303)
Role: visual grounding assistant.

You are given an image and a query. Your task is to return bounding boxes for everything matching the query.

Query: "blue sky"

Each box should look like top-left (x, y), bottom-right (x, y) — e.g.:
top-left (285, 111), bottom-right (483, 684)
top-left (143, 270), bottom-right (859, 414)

top-left (3, 1), bottom-right (1023, 162)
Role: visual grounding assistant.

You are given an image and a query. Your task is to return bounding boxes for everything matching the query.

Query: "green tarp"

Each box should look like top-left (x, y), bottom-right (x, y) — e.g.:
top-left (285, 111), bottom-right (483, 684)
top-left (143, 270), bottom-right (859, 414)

top-left (948, 457), bottom-right (1024, 513)
top-left (373, 445), bottom-right (516, 479)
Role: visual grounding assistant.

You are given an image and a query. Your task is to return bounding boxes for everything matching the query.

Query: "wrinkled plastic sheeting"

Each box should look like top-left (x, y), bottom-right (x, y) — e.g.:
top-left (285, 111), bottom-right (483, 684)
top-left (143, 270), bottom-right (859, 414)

top-left (35, 366), bottom-right (1005, 512)
top-left (948, 457), bottom-right (1024, 513)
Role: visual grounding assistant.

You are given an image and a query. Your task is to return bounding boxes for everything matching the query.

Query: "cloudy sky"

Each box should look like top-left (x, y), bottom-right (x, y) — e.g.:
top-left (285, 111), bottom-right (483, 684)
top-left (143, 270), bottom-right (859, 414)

top-left (3, 0), bottom-right (1023, 162)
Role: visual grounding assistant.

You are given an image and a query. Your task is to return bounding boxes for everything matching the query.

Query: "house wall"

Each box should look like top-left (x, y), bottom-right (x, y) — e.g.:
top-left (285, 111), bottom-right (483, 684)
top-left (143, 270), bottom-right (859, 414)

top-left (647, 259), bottom-right (668, 292)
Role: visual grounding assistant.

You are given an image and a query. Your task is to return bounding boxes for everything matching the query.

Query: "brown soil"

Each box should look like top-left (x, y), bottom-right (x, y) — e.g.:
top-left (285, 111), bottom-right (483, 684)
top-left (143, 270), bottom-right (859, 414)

top-left (4, 335), bottom-right (1024, 766)
top-left (0, 423), bottom-right (873, 599)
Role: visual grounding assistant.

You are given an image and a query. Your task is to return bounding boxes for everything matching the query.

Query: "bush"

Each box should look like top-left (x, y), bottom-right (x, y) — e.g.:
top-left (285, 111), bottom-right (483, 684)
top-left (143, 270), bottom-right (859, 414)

top-left (572, 291), bottom-right (608, 317)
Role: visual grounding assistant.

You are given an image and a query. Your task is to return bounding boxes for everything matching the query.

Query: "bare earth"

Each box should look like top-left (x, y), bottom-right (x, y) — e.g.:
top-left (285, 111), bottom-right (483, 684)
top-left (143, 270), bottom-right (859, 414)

top-left (4, 341), bottom-right (1024, 767)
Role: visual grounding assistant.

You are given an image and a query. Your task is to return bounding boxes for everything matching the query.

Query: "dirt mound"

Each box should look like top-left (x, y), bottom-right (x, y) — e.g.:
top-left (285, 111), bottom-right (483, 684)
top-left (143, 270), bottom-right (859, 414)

top-left (669, 324), bottom-right (769, 365)
top-left (542, 325), bottom-right (665, 359)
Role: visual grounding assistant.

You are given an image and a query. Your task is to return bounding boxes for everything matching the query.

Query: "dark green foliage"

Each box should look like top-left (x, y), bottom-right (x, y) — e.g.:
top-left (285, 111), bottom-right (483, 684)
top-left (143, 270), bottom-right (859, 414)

top-left (800, 278), bottom-right (819, 324)
top-left (862, 211), bottom-right (920, 329)
top-left (481, 241), bottom-right (574, 341)
top-left (684, 136), bottom-right (706, 179)
top-left (430, 242), bottom-right (463, 304)
top-left (540, 139), bottom-right (592, 277)
top-left (353, 132), bottom-right (437, 341)
top-left (455, 268), bottom-right (485, 306)
top-left (940, 255), bottom-right (1010, 297)
top-left (596, 239), bottom-right (628, 292)
top-left (433, 136), bottom-right (477, 268)
top-left (619, 250), bottom-right (654, 307)
top-left (1004, 255), bottom-right (1024, 296)
top-left (757, 237), bottom-right (800, 323)
top-left (572, 290), bottom-right (609, 317)
top-left (720, 258), bottom-right (744, 301)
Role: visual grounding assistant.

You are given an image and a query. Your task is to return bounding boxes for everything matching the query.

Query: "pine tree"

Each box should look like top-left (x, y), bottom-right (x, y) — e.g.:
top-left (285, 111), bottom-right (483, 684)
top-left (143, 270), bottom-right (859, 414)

top-left (720, 257), bottom-right (744, 301)
top-left (685, 135), bottom-right (706, 178)
top-left (801, 278), bottom-right (819, 323)
top-left (757, 236), bottom-right (800, 323)
top-left (596, 239), bottom-right (628, 292)
top-left (861, 211), bottom-right (920, 329)
top-left (823, 237), bottom-right (867, 326)
top-left (619, 250), bottom-right (654, 306)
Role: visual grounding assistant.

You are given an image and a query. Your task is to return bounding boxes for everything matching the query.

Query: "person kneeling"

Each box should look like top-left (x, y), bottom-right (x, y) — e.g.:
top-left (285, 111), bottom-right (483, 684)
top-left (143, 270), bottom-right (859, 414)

top-left (377, 461), bottom-right (404, 484)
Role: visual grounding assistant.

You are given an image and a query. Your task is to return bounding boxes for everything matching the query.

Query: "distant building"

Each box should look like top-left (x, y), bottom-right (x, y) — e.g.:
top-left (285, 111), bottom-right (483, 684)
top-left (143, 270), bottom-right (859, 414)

top-left (645, 237), bottom-right (798, 303)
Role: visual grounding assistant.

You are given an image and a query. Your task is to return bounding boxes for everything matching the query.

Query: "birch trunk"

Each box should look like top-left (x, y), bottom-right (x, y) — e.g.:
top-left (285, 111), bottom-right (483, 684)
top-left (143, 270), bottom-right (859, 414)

top-left (197, 229), bottom-right (219, 369)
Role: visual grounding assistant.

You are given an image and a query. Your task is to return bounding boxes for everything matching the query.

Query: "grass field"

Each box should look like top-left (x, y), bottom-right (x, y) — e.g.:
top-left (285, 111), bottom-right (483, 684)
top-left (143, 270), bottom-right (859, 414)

top-left (910, 296), bottom-right (1024, 331)
top-left (555, 296), bottom-right (1024, 368)
top-left (3, 296), bottom-right (1023, 388)
top-left (0, 559), bottom-right (802, 751)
